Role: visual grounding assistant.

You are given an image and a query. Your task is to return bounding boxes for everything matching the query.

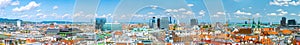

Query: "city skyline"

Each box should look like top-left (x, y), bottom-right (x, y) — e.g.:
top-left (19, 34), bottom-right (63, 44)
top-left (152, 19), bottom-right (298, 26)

top-left (0, 0), bottom-right (300, 23)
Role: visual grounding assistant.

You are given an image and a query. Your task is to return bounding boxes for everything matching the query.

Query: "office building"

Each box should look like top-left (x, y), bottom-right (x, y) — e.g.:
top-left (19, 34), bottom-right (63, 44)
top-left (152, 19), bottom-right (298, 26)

top-left (288, 19), bottom-right (296, 25)
top-left (281, 17), bottom-right (287, 26)
top-left (17, 20), bottom-right (21, 27)
top-left (159, 17), bottom-right (169, 30)
top-left (190, 19), bottom-right (198, 26)
top-left (95, 18), bottom-right (106, 30)
top-left (157, 18), bottom-right (160, 28)
top-left (102, 23), bottom-right (122, 31)
top-left (150, 17), bottom-right (155, 28)
top-left (169, 17), bottom-right (172, 24)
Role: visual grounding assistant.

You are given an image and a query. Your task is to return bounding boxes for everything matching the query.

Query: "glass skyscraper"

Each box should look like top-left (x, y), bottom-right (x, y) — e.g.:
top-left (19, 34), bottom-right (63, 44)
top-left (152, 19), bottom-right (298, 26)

top-left (95, 18), bottom-right (106, 31)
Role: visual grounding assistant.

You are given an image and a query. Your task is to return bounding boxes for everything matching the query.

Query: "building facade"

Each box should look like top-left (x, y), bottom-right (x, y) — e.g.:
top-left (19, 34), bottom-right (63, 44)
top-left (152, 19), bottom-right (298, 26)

top-left (95, 18), bottom-right (106, 30)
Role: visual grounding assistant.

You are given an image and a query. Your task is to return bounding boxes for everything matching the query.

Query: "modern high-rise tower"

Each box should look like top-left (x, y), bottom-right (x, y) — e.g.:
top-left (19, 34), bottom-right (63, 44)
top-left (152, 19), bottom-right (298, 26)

top-left (159, 17), bottom-right (169, 30)
top-left (157, 18), bottom-right (161, 28)
top-left (95, 18), bottom-right (106, 30)
top-left (281, 17), bottom-right (287, 26)
top-left (190, 19), bottom-right (198, 26)
top-left (150, 17), bottom-right (156, 28)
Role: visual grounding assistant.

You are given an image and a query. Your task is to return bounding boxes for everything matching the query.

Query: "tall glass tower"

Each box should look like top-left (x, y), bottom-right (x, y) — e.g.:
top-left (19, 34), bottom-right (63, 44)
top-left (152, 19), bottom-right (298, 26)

top-left (95, 18), bottom-right (106, 31)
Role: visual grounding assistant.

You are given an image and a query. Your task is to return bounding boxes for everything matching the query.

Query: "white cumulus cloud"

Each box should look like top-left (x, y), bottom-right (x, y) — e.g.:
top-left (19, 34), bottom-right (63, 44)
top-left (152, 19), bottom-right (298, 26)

top-left (267, 9), bottom-right (288, 16)
top-left (165, 9), bottom-right (172, 12)
top-left (53, 5), bottom-right (58, 10)
top-left (187, 4), bottom-right (194, 7)
top-left (12, 1), bottom-right (40, 12)
top-left (172, 9), bottom-right (178, 12)
top-left (234, 10), bottom-right (251, 15)
top-left (178, 8), bottom-right (186, 11)
top-left (10, 1), bottom-right (19, 6)
top-left (183, 11), bottom-right (194, 15)
top-left (199, 10), bottom-right (205, 15)
top-left (267, 13), bottom-right (277, 16)
top-left (276, 9), bottom-right (283, 12)
top-left (270, 0), bottom-right (300, 6)
top-left (147, 12), bottom-right (154, 15)
top-left (20, 14), bottom-right (30, 18)
top-left (290, 13), bottom-right (296, 15)
top-left (150, 5), bottom-right (158, 9)
top-left (212, 15), bottom-right (219, 17)
top-left (278, 9), bottom-right (288, 16)
top-left (61, 13), bottom-right (71, 19)
top-left (253, 13), bottom-right (262, 18)
top-left (216, 12), bottom-right (226, 15)
top-left (36, 9), bottom-right (41, 12)
top-left (0, 0), bottom-right (12, 8)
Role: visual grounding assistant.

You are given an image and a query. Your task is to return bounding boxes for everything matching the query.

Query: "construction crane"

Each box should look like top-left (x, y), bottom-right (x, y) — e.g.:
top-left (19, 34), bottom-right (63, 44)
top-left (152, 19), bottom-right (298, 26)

top-left (238, 18), bottom-right (254, 24)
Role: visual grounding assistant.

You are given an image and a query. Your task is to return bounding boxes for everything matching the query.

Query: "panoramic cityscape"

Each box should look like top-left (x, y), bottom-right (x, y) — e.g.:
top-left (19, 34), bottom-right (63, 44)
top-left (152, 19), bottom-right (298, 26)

top-left (1, 0), bottom-right (300, 45)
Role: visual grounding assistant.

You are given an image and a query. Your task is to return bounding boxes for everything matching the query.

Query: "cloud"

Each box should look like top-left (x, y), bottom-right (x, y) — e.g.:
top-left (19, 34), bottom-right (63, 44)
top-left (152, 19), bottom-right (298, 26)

top-left (52, 13), bottom-right (66, 19)
top-left (12, 1), bottom-right (40, 12)
top-left (252, 13), bottom-right (262, 18)
top-left (172, 9), bottom-right (178, 12)
top-left (267, 13), bottom-right (277, 16)
top-left (270, 0), bottom-right (286, 6)
top-left (0, 0), bottom-right (12, 8)
top-left (267, 9), bottom-right (288, 16)
top-left (147, 12), bottom-right (154, 15)
top-left (289, 1), bottom-right (300, 6)
top-left (165, 9), bottom-right (172, 12)
top-left (36, 13), bottom-right (47, 19)
top-left (97, 14), bottom-right (112, 18)
top-left (178, 8), bottom-right (186, 11)
top-left (278, 9), bottom-right (288, 16)
top-left (187, 4), bottom-right (194, 7)
top-left (270, 0), bottom-right (300, 6)
top-left (276, 9), bottom-right (283, 12)
top-left (20, 13), bottom-right (73, 20)
top-left (234, 10), bottom-right (251, 15)
top-left (281, 11), bottom-right (288, 14)
top-left (10, 1), bottom-right (19, 6)
top-left (248, 7), bottom-right (252, 9)
top-left (20, 15), bottom-right (30, 18)
top-left (183, 11), bottom-right (194, 15)
top-left (199, 10), bottom-right (205, 15)
top-left (216, 12), bottom-right (226, 15)
top-left (36, 13), bottom-right (43, 16)
top-left (278, 0), bottom-right (292, 1)
top-left (150, 5), bottom-right (158, 9)
top-left (290, 13), bottom-right (296, 15)
top-left (36, 9), bottom-right (41, 12)
top-left (61, 14), bottom-right (71, 19)
top-left (212, 15), bottom-right (219, 17)
top-left (53, 5), bottom-right (58, 10)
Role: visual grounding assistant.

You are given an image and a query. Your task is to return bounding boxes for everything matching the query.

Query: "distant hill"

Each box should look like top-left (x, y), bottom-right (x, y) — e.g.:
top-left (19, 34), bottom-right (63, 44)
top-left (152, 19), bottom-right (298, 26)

top-left (41, 21), bottom-right (72, 24)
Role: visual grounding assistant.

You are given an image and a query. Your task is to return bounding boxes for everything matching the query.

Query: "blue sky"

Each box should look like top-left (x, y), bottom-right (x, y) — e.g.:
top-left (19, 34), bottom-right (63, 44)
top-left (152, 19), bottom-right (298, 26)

top-left (1, 0), bottom-right (300, 23)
